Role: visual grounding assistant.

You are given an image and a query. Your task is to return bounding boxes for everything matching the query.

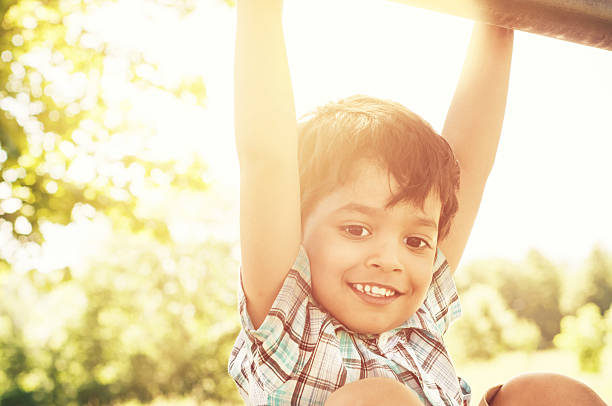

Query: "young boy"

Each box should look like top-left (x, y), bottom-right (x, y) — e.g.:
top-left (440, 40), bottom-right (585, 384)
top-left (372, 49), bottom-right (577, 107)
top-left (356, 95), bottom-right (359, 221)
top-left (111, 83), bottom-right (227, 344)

top-left (228, 1), bottom-right (608, 405)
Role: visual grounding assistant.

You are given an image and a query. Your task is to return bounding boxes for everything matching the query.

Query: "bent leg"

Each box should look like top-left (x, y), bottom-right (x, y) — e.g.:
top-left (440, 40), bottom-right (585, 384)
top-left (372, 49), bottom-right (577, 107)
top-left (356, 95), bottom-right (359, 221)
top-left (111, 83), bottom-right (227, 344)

top-left (324, 377), bottom-right (424, 406)
top-left (485, 373), bottom-right (607, 406)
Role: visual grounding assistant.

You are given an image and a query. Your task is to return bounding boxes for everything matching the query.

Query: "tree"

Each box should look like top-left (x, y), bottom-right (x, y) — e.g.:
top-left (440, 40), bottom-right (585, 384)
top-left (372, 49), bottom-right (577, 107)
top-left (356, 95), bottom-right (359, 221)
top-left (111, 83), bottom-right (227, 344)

top-left (0, 229), bottom-right (242, 405)
top-left (0, 1), bottom-right (242, 404)
top-left (445, 284), bottom-right (540, 361)
top-left (571, 246), bottom-right (612, 315)
top-left (554, 303), bottom-right (607, 373)
top-left (0, 0), bottom-right (208, 250)
top-left (456, 250), bottom-right (563, 347)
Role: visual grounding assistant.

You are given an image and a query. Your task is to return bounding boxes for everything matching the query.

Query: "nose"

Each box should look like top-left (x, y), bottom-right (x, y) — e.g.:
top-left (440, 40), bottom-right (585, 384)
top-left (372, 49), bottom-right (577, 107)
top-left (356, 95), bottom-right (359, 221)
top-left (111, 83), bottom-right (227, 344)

top-left (366, 242), bottom-right (404, 273)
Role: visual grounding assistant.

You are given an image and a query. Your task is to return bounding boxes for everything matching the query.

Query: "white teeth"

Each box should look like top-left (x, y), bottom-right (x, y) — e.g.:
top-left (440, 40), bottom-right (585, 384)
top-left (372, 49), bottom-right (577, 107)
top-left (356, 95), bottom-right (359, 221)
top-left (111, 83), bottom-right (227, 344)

top-left (353, 283), bottom-right (396, 298)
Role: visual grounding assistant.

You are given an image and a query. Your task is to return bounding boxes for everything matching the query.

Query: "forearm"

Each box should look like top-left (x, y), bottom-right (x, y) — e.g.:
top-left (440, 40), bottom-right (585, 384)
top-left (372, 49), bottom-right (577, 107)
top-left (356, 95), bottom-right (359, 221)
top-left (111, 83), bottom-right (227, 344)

top-left (437, 24), bottom-right (514, 270)
top-left (442, 24), bottom-right (514, 175)
top-left (234, 0), bottom-right (302, 329)
top-left (234, 1), bottom-right (298, 164)
top-left (324, 377), bottom-right (424, 406)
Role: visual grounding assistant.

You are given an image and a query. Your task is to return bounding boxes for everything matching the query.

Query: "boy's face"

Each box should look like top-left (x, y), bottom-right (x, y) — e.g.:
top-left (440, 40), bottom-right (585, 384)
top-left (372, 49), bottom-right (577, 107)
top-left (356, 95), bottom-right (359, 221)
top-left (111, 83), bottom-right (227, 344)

top-left (302, 161), bottom-right (441, 335)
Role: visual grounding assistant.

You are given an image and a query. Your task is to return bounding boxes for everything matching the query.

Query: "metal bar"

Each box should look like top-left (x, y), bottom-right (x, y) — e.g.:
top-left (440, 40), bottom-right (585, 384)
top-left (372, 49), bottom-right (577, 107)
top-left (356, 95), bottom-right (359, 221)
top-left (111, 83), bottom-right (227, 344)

top-left (389, 0), bottom-right (612, 51)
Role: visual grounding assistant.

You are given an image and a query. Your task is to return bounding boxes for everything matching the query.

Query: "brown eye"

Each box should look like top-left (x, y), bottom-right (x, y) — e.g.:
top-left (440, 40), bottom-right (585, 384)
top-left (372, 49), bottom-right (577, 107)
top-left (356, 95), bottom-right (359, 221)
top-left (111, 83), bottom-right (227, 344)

top-left (344, 225), bottom-right (370, 237)
top-left (404, 236), bottom-right (429, 249)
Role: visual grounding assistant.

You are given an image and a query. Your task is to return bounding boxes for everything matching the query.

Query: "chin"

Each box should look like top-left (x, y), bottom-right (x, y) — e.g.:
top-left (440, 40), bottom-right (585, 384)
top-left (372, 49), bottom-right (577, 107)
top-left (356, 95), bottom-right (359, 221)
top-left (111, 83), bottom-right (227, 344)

top-left (361, 326), bottom-right (389, 335)
top-left (344, 318), bottom-right (397, 335)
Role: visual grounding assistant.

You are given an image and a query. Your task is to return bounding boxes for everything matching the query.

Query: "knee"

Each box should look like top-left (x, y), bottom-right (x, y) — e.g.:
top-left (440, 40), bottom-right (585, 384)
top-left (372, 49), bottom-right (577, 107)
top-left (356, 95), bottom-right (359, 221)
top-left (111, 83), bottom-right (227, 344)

top-left (490, 373), bottom-right (607, 406)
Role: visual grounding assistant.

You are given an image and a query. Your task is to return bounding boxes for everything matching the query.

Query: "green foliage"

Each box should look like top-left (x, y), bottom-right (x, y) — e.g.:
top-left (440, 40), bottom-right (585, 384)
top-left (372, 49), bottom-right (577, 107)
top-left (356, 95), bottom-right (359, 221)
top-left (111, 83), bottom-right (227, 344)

top-left (0, 0), bottom-right (208, 245)
top-left (445, 284), bottom-right (540, 361)
top-left (554, 303), bottom-right (608, 373)
top-left (0, 232), bottom-right (242, 405)
top-left (452, 248), bottom-right (612, 372)
top-left (456, 250), bottom-right (563, 347)
top-left (0, 1), bottom-right (241, 404)
top-left (567, 247), bottom-right (612, 316)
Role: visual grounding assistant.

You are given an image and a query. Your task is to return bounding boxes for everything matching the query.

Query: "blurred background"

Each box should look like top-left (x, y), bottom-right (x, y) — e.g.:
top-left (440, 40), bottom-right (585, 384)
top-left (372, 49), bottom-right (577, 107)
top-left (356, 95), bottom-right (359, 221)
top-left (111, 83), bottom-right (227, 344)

top-left (0, 0), bottom-right (610, 405)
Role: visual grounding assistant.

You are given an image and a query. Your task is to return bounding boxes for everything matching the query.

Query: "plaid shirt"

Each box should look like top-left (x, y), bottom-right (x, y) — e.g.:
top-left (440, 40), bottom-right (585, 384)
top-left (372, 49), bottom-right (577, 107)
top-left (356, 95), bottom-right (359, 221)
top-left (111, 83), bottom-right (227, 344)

top-left (228, 246), bottom-right (471, 406)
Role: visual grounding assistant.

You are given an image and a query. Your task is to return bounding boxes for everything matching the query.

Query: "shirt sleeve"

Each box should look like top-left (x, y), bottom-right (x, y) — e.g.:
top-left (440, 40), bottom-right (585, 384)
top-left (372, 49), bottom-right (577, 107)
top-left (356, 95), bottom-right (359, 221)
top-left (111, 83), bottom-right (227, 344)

top-left (422, 248), bottom-right (462, 336)
top-left (237, 245), bottom-right (313, 392)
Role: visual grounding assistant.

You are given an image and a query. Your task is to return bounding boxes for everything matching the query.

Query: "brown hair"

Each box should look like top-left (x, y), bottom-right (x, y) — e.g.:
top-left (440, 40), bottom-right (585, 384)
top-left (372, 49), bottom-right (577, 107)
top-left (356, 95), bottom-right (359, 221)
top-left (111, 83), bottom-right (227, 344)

top-left (297, 95), bottom-right (460, 241)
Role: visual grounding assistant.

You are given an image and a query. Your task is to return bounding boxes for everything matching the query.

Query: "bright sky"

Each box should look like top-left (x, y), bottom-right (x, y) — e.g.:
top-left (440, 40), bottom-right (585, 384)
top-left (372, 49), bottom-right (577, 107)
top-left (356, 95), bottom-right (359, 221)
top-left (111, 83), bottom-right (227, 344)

top-left (28, 0), bottom-right (610, 273)
top-left (189, 0), bottom-right (612, 269)
top-left (191, 0), bottom-right (612, 270)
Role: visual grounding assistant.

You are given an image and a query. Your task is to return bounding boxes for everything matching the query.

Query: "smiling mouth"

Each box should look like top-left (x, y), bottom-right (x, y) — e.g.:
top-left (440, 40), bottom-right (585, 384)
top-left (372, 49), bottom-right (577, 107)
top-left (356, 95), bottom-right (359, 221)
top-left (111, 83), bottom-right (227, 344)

top-left (350, 283), bottom-right (398, 298)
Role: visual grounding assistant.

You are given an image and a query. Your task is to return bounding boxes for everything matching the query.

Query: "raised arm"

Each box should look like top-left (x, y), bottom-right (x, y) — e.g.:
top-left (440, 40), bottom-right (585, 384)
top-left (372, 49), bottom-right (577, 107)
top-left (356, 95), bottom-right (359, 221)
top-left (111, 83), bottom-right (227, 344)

top-left (439, 23), bottom-right (514, 272)
top-left (235, 0), bottom-right (302, 328)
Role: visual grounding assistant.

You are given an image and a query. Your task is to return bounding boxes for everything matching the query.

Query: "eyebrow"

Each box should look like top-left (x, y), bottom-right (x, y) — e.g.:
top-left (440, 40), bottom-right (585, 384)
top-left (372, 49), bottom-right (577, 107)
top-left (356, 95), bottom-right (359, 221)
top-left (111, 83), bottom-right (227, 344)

top-left (333, 202), bottom-right (439, 231)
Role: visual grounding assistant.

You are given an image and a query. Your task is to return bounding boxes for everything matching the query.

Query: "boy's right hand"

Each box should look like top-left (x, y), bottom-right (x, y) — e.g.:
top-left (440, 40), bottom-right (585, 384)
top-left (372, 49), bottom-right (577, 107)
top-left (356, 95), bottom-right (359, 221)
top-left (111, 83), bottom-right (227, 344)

top-left (235, 0), bottom-right (302, 329)
top-left (237, 0), bottom-right (284, 14)
top-left (238, 0), bottom-right (283, 5)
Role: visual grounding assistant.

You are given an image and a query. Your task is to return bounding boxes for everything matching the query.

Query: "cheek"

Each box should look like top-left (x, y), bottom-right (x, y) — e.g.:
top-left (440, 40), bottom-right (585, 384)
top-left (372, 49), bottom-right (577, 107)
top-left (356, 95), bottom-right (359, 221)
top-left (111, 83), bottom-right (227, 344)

top-left (309, 249), bottom-right (345, 288)
top-left (306, 239), bottom-right (355, 302)
top-left (416, 272), bottom-right (433, 294)
top-left (309, 260), bottom-right (343, 311)
top-left (304, 226), bottom-right (348, 274)
top-left (409, 258), bottom-right (435, 292)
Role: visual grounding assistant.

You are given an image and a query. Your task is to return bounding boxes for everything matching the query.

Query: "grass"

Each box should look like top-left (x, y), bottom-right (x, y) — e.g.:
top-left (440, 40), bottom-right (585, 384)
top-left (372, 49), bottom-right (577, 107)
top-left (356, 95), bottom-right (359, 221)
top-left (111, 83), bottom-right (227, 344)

top-left (454, 349), bottom-right (612, 404)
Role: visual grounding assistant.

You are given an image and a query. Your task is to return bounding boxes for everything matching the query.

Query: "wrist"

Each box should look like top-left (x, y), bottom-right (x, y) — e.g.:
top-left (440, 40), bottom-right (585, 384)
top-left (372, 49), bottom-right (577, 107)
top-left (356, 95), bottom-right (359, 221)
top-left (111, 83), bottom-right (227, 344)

top-left (237, 0), bottom-right (284, 17)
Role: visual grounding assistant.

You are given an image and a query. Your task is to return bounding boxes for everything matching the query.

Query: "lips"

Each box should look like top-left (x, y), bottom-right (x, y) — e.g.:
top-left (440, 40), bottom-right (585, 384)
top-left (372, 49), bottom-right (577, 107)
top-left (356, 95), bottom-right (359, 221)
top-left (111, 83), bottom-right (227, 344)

top-left (349, 282), bottom-right (401, 305)
top-left (352, 283), bottom-right (397, 297)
